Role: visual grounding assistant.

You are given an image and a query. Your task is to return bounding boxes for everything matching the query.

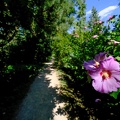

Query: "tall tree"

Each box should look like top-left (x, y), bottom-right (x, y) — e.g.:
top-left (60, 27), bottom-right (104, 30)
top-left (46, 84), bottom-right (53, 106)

top-left (72, 0), bottom-right (86, 42)
top-left (88, 7), bottom-right (100, 27)
top-left (87, 6), bottom-right (101, 35)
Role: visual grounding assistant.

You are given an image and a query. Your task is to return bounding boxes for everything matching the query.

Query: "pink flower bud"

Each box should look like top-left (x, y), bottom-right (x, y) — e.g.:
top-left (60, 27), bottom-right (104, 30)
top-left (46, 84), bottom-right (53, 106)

top-left (92, 35), bottom-right (98, 38)
top-left (109, 40), bottom-right (120, 45)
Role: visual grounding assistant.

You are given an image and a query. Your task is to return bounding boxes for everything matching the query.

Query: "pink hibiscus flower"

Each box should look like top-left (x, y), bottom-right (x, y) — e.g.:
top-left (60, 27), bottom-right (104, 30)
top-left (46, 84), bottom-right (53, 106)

top-left (92, 35), bottom-right (98, 38)
top-left (83, 52), bottom-right (107, 72)
top-left (109, 40), bottom-right (120, 45)
top-left (109, 16), bottom-right (114, 19)
top-left (90, 57), bottom-right (120, 93)
top-left (98, 20), bottom-right (103, 24)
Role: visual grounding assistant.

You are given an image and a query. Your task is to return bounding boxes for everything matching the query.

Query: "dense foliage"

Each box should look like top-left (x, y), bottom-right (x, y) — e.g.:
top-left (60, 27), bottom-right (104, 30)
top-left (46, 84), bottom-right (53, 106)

top-left (1, 0), bottom-right (120, 119)
top-left (0, 0), bottom-right (75, 119)
top-left (53, 2), bottom-right (120, 119)
top-left (0, 0), bottom-right (75, 86)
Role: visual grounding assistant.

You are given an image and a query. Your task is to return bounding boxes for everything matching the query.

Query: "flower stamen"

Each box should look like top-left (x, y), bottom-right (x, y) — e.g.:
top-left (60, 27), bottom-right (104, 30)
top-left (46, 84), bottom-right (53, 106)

top-left (100, 70), bottom-right (111, 80)
top-left (94, 60), bottom-right (100, 67)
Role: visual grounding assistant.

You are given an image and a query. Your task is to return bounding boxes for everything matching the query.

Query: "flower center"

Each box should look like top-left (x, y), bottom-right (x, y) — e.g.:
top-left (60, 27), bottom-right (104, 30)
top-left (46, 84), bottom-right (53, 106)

top-left (100, 70), bottom-right (111, 80)
top-left (94, 61), bottom-right (100, 67)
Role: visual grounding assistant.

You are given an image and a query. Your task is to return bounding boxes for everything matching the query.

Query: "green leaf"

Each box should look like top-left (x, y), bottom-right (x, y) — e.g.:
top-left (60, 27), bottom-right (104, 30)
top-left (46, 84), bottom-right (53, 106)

top-left (114, 52), bottom-right (120, 56)
top-left (87, 74), bottom-right (91, 83)
top-left (115, 56), bottom-right (120, 61)
top-left (7, 65), bottom-right (13, 70)
top-left (109, 89), bottom-right (120, 99)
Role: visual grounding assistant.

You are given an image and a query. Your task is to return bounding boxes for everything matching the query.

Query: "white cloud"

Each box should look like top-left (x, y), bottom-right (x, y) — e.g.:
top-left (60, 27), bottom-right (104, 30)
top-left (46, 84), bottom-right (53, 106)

top-left (86, 10), bottom-right (91, 16)
top-left (98, 5), bottom-right (119, 19)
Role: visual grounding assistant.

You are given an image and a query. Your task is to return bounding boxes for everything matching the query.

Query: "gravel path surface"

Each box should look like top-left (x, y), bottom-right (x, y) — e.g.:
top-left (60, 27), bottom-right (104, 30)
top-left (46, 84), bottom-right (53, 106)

top-left (14, 61), bottom-right (67, 120)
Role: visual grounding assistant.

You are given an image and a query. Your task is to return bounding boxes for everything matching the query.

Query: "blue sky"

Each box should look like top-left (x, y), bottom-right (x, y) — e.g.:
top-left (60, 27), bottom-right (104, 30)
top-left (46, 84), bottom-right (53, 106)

top-left (86, 0), bottom-right (120, 21)
top-left (68, 0), bottom-right (120, 33)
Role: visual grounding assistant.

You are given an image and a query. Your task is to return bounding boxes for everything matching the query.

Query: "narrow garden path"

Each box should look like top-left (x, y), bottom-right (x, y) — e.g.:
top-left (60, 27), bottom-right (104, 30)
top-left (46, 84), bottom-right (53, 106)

top-left (14, 60), bottom-right (67, 120)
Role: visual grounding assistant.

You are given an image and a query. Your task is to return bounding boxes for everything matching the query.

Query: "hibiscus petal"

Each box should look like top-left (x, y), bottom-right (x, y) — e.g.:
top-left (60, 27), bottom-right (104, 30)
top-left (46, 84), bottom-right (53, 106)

top-left (101, 56), bottom-right (113, 69)
top-left (110, 76), bottom-right (120, 88)
top-left (83, 60), bottom-right (96, 71)
top-left (112, 71), bottom-right (120, 81)
top-left (92, 73), bottom-right (103, 93)
top-left (103, 78), bottom-right (118, 93)
top-left (95, 52), bottom-right (107, 61)
top-left (102, 80), bottom-right (110, 93)
top-left (92, 80), bottom-right (103, 93)
top-left (102, 56), bottom-right (120, 71)
top-left (89, 70), bottom-right (102, 80)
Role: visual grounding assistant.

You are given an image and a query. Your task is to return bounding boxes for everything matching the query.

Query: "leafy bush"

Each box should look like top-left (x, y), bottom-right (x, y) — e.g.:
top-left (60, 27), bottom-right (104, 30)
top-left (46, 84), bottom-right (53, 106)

top-left (53, 15), bottom-right (120, 119)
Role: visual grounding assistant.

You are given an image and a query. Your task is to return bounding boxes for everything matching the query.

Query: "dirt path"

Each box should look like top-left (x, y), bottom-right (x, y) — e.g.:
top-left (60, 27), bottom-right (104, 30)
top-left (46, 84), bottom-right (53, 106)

top-left (14, 60), bottom-right (67, 120)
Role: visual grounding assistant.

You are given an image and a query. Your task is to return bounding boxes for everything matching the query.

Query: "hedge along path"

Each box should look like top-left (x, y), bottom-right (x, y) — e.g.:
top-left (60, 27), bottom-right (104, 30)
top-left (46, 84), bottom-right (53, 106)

top-left (14, 60), bottom-right (67, 120)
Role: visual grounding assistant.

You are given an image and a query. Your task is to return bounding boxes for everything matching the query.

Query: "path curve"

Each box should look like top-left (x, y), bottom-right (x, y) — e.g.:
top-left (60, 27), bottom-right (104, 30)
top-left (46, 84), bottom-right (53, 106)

top-left (14, 60), bottom-right (67, 120)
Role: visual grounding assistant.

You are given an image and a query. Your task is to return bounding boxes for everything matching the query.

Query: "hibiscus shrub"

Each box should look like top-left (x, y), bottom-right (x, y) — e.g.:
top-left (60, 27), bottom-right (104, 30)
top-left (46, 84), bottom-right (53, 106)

top-left (82, 15), bottom-right (120, 98)
top-left (53, 15), bottom-right (120, 119)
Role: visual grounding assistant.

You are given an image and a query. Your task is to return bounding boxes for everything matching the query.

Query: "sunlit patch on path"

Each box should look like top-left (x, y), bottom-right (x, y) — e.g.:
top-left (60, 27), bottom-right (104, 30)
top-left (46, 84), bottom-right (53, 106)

top-left (14, 60), bottom-right (67, 120)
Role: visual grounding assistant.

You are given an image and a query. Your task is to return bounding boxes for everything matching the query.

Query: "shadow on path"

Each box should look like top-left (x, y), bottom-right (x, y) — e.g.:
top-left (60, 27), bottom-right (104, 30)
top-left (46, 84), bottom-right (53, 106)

top-left (14, 61), bottom-right (67, 120)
